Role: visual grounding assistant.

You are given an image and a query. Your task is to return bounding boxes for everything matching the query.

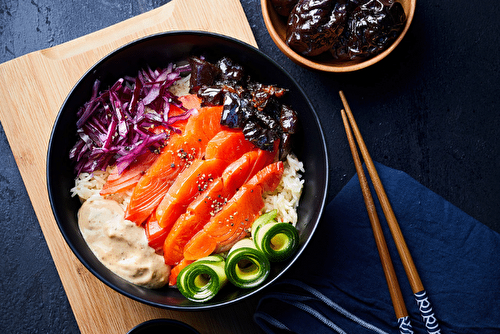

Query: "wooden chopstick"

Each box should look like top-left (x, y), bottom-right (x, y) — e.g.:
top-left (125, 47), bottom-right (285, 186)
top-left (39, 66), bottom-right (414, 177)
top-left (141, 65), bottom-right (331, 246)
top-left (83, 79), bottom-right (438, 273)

top-left (340, 108), bottom-right (413, 333)
top-left (339, 91), bottom-right (441, 334)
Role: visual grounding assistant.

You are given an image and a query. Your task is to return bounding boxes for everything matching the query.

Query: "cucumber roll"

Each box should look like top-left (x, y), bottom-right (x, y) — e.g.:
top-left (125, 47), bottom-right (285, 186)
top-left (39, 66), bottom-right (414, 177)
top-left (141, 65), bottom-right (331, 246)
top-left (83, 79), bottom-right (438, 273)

top-left (252, 210), bottom-right (299, 262)
top-left (225, 238), bottom-right (270, 288)
top-left (251, 210), bottom-right (278, 237)
top-left (176, 254), bottom-right (227, 302)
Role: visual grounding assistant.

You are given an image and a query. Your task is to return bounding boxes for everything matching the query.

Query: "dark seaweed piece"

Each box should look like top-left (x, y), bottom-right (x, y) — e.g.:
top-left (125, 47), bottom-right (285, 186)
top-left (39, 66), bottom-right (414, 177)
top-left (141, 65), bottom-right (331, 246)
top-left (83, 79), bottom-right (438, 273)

top-left (280, 132), bottom-right (293, 160)
top-left (216, 57), bottom-right (245, 86)
top-left (279, 104), bottom-right (298, 159)
top-left (331, 0), bottom-right (406, 60)
top-left (189, 57), bottom-right (221, 93)
top-left (270, 0), bottom-right (299, 17)
top-left (221, 92), bottom-right (248, 128)
top-left (194, 57), bottom-right (246, 105)
top-left (280, 104), bottom-right (298, 134)
top-left (198, 86), bottom-right (224, 106)
top-left (247, 82), bottom-right (288, 112)
top-left (190, 57), bottom-right (297, 157)
top-left (286, 0), bottom-right (348, 56)
top-left (220, 89), bottom-right (286, 152)
top-left (242, 118), bottom-right (280, 152)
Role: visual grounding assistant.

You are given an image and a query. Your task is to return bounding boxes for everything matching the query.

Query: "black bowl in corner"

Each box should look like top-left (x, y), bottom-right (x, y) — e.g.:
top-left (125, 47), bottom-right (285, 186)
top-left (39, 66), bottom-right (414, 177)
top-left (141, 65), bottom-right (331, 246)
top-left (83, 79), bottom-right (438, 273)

top-left (127, 319), bottom-right (200, 334)
top-left (46, 31), bottom-right (328, 310)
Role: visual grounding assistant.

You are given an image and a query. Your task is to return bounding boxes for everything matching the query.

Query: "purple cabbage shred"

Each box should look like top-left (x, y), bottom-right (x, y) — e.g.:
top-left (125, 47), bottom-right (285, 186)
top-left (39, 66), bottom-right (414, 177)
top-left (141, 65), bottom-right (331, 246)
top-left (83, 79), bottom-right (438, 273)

top-left (70, 63), bottom-right (192, 175)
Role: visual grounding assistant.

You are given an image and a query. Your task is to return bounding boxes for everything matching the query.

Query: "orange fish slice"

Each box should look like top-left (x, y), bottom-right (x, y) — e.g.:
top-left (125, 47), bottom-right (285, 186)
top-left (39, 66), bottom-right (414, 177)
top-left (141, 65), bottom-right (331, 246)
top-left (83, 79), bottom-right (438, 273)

top-left (183, 106), bottom-right (224, 144)
top-left (144, 212), bottom-right (168, 254)
top-left (162, 149), bottom-right (276, 265)
top-left (183, 161), bottom-right (284, 261)
top-left (168, 94), bottom-right (202, 132)
top-left (100, 150), bottom-right (158, 196)
top-left (100, 95), bottom-right (200, 197)
top-left (124, 136), bottom-right (203, 225)
top-left (178, 94), bottom-right (202, 110)
top-left (162, 179), bottom-right (225, 265)
top-left (155, 129), bottom-right (255, 230)
top-left (125, 106), bottom-right (223, 225)
top-left (168, 258), bottom-right (193, 286)
top-left (204, 129), bottom-right (255, 161)
top-left (155, 158), bottom-right (227, 230)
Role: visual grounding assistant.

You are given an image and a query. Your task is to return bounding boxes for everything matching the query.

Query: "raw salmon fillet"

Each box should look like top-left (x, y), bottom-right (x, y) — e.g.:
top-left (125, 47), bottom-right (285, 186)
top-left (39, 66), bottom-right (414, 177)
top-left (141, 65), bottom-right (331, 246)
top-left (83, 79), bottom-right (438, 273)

top-left (162, 149), bottom-right (276, 265)
top-left (155, 129), bottom-right (255, 231)
top-left (125, 106), bottom-right (223, 225)
top-left (183, 161), bottom-right (284, 261)
top-left (100, 150), bottom-right (158, 196)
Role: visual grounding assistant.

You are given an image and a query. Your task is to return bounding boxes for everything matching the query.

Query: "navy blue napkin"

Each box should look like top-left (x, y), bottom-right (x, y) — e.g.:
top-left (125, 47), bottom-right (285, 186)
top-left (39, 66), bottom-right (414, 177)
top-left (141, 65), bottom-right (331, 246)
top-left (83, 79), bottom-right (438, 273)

top-left (254, 162), bottom-right (500, 333)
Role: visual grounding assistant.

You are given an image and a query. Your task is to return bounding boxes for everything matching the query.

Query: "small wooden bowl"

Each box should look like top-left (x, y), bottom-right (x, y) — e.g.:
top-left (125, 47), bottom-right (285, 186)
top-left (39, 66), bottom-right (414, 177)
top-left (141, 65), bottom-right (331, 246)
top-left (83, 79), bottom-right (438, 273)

top-left (261, 0), bottom-right (416, 72)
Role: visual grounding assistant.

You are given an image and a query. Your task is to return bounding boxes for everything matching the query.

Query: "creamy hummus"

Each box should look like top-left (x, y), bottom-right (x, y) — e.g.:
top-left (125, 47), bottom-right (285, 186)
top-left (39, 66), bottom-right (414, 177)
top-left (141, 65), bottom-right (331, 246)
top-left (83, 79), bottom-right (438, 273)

top-left (78, 197), bottom-right (169, 289)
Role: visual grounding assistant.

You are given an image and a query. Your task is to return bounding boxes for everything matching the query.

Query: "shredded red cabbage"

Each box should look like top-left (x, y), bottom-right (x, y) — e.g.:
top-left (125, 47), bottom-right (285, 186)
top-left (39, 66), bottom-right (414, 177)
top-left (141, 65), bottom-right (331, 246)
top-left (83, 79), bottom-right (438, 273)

top-left (69, 63), bottom-right (192, 175)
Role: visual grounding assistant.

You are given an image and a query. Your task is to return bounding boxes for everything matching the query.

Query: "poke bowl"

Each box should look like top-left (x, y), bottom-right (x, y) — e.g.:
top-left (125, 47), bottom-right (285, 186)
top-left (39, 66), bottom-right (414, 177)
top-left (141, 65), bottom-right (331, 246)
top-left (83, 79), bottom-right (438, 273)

top-left (47, 31), bottom-right (328, 310)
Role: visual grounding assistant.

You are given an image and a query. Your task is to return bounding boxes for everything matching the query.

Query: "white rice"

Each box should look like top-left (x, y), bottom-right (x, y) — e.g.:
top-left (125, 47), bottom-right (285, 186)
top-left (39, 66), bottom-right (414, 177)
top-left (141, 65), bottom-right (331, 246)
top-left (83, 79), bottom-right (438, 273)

top-left (262, 154), bottom-right (304, 225)
top-left (71, 153), bottom-right (304, 224)
top-left (70, 169), bottom-right (109, 200)
top-left (70, 168), bottom-right (131, 210)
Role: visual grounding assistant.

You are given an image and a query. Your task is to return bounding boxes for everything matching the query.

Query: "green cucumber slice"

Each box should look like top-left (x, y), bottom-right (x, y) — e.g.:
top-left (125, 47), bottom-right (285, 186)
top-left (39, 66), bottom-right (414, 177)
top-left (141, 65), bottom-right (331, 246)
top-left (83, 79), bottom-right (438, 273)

top-left (253, 220), bottom-right (299, 262)
top-left (176, 254), bottom-right (227, 302)
top-left (251, 209), bottom-right (278, 237)
top-left (225, 239), bottom-right (270, 288)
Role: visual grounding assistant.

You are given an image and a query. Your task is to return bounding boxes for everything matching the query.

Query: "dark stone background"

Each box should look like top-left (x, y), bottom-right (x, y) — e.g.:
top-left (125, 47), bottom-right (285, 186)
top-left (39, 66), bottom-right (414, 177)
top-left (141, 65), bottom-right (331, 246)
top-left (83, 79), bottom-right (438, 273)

top-left (1, 0), bottom-right (499, 333)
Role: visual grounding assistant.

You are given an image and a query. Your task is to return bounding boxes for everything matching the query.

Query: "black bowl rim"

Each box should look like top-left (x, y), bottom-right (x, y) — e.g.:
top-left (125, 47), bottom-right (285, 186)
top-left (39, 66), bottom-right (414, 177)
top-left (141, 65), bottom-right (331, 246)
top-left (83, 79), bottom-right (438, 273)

top-left (46, 30), bottom-right (329, 310)
top-left (127, 318), bottom-right (200, 334)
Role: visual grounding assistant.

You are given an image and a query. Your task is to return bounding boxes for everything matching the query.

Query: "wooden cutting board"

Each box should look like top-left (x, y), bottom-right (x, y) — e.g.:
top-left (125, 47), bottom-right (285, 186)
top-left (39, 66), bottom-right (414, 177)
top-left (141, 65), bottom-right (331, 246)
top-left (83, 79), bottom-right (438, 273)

top-left (0, 1), bottom-right (263, 333)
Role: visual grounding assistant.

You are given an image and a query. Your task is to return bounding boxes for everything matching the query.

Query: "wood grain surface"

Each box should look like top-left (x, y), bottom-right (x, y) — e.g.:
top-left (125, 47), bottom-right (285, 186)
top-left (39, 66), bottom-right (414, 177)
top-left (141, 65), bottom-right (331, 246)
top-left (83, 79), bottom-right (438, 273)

top-left (0, 0), bottom-right (261, 333)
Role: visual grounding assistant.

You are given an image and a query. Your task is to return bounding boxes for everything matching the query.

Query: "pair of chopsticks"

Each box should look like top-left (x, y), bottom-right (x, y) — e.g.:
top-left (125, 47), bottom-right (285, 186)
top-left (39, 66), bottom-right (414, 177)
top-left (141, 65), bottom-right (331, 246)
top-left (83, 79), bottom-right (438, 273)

top-left (339, 91), bottom-right (441, 334)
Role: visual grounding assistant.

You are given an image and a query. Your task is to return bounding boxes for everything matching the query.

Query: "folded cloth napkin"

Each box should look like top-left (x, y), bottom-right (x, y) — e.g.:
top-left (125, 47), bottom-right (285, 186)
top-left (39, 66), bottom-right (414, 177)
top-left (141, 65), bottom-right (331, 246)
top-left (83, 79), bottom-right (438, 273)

top-left (254, 162), bottom-right (500, 333)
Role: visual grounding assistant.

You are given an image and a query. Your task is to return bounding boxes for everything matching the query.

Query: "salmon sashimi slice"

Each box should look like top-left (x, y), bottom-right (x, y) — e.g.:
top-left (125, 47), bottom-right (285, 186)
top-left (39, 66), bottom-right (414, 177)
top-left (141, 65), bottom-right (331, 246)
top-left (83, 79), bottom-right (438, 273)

top-left (183, 161), bottom-right (284, 261)
top-left (162, 149), bottom-right (277, 265)
top-left (222, 148), bottom-right (277, 193)
top-left (178, 94), bottom-right (202, 110)
top-left (162, 179), bottom-right (225, 265)
top-left (183, 106), bottom-right (225, 145)
top-left (155, 129), bottom-right (256, 230)
top-left (100, 150), bottom-right (158, 196)
top-left (124, 136), bottom-right (203, 225)
top-left (125, 106), bottom-right (223, 225)
top-left (150, 151), bottom-right (270, 261)
top-left (155, 158), bottom-right (228, 230)
top-left (168, 258), bottom-right (193, 286)
top-left (165, 105), bottom-right (188, 132)
top-left (144, 212), bottom-right (168, 254)
top-left (204, 129), bottom-right (255, 161)
top-left (167, 94), bottom-right (202, 132)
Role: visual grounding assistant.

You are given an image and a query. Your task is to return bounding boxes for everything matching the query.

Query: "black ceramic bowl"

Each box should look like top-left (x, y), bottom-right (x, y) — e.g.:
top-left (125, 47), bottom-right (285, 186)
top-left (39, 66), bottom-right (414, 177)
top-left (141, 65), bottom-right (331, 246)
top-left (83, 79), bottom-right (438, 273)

top-left (127, 319), bottom-right (200, 334)
top-left (47, 31), bottom-right (328, 310)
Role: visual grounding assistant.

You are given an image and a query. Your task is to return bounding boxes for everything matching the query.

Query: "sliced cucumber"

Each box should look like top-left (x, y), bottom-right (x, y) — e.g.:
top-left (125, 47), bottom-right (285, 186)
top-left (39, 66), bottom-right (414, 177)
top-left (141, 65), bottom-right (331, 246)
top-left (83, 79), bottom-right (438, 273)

top-left (252, 212), bottom-right (299, 262)
top-left (225, 238), bottom-right (270, 289)
top-left (176, 254), bottom-right (227, 302)
top-left (251, 209), bottom-right (278, 237)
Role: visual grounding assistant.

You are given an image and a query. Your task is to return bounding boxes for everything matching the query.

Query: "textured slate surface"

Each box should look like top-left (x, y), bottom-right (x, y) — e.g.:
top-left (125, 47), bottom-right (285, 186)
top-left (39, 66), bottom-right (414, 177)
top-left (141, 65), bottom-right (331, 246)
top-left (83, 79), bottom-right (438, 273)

top-left (1, 0), bottom-right (499, 333)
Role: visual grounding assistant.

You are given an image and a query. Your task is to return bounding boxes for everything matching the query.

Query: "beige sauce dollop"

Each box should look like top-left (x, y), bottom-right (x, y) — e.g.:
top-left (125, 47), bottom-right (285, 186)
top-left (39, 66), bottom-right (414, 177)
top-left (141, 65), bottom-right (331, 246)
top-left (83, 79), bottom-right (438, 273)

top-left (78, 197), bottom-right (169, 289)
